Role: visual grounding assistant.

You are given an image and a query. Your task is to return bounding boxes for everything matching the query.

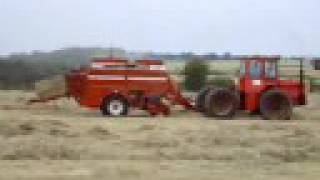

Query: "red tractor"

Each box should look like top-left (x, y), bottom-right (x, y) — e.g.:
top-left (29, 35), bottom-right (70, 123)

top-left (196, 56), bottom-right (307, 120)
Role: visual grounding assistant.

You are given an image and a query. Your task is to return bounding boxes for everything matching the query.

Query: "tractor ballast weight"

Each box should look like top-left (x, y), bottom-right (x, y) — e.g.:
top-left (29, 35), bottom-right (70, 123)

top-left (198, 56), bottom-right (307, 120)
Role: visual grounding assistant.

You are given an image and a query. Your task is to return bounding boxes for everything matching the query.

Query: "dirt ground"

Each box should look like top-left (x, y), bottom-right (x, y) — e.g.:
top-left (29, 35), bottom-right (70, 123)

top-left (0, 90), bottom-right (320, 180)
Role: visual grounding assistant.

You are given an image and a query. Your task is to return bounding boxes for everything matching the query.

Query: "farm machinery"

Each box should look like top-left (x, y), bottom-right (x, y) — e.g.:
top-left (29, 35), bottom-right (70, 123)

top-left (30, 56), bottom-right (307, 120)
top-left (50, 58), bottom-right (192, 116)
top-left (196, 56), bottom-right (307, 120)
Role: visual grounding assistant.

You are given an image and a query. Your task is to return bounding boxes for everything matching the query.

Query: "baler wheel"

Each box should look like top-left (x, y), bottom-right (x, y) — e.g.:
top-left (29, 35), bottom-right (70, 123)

top-left (195, 86), bottom-right (212, 112)
top-left (204, 88), bottom-right (239, 118)
top-left (101, 96), bottom-right (128, 116)
top-left (260, 90), bottom-right (292, 120)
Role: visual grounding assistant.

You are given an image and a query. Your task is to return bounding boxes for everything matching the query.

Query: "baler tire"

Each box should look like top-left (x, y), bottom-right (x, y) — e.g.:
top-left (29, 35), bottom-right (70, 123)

top-left (195, 86), bottom-right (213, 112)
top-left (204, 88), bottom-right (239, 119)
top-left (260, 90), bottom-right (292, 120)
top-left (101, 96), bottom-right (128, 117)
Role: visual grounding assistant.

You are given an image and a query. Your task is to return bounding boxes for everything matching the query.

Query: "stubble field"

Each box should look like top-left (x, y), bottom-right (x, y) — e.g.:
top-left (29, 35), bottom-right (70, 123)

top-left (0, 90), bottom-right (320, 179)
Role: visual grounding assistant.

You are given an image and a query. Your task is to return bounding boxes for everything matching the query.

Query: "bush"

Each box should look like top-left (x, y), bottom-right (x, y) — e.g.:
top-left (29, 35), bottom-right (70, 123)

top-left (207, 78), bottom-right (234, 89)
top-left (183, 57), bottom-right (209, 91)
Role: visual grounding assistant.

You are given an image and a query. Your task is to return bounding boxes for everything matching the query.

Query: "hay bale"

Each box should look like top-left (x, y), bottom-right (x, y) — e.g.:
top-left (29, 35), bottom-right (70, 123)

top-left (34, 75), bottom-right (66, 99)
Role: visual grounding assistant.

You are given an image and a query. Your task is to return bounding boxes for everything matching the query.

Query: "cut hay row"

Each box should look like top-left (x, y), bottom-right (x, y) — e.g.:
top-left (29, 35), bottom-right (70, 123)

top-left (34, 75), bottom-right (66, 100)
top-left (1, 118), bottom-right (320, 162)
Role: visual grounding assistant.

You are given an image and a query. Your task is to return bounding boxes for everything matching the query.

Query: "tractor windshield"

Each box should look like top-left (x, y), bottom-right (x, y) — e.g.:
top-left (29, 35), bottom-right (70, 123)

top-left (265, 61), bottom-right (277, 79)
top-left (250, 61), bottom-right (261, 79)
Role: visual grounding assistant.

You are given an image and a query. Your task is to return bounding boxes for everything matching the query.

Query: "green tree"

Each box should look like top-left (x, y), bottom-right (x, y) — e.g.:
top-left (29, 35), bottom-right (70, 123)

top-left (183, 57), bottom-right (209, 91)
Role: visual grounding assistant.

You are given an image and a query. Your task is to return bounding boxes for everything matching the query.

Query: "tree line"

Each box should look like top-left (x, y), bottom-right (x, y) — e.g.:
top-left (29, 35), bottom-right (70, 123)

top-left (0, 47), bottom-right (233, 90)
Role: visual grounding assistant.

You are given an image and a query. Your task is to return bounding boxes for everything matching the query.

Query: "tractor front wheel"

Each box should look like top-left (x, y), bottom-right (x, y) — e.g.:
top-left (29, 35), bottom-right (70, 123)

top-left (204, 89), bottom-right (239, 118)
top-left (260, 90), bottom-right (292, 120)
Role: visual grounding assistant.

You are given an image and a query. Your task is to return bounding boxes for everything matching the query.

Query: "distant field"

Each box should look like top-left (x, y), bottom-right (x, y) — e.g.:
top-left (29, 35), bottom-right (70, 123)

top-left (164, 60), bottom-right (239, 74)
top-left (164, 59), bottom-right (314, 74)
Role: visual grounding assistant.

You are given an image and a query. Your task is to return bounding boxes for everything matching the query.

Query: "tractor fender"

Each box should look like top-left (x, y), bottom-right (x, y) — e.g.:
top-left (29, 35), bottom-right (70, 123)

top-left (101, 93), bottom-right (128, 106)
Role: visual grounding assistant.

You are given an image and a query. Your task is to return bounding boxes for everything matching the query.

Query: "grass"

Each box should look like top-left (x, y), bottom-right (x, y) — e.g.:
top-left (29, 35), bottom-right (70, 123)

top-left (1, 89), bottom-right (320, 179)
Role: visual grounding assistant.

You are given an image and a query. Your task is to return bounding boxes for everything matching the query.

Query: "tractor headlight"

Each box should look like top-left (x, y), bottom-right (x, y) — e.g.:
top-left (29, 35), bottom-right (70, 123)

top-left (234, 78), bottom-right (239, 86)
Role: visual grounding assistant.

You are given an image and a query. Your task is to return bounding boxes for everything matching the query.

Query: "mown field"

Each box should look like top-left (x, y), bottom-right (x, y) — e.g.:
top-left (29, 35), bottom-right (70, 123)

top-left (0, 90), bottom-right (320, 179)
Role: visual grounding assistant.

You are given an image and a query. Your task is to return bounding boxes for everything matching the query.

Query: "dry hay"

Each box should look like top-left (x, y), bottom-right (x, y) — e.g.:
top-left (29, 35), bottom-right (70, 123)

top-left (0, 91), bottom-right (320, 163)
top-left (0, 137), bottom-right (81, 160)
top-left (0, 120), bottom-right (81, 160)
top-left (0, 91), bottom-right (320, 179)
top-left (2, 119), bottom-right (320, 163)
top-left (34, 75), bottom-right (66, 99)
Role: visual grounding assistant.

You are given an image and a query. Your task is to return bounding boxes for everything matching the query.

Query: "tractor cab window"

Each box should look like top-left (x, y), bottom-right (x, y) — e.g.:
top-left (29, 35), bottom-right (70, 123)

top-left (265, 61), bottom-right (277, 79)
top-left (249, 61), bottom-right (261, 79)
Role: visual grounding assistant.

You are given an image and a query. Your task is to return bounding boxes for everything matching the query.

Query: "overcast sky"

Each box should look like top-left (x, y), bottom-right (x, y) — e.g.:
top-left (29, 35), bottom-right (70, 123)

top-left (0, 0), bottom-right (319, 55)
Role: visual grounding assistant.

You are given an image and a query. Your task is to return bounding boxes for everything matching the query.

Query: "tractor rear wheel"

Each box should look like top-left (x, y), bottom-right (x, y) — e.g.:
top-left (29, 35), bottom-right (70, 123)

top-left (204, 88), bottom-right (239, 118)
top-left (101, 96), bottom-right (128, 116)
top-left (195, 86), bottom-right (212, 112)
top-left (260, 90), bottom-right (292, 120)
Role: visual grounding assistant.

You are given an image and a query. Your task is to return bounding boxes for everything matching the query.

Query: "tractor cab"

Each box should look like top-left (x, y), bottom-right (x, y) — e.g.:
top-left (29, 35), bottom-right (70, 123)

top-left (239, 56), bottom-right (281, 111)
top-left (240, 56), bottom-right (279, 81)
top-left (238, 56), bottom-right (305, 118)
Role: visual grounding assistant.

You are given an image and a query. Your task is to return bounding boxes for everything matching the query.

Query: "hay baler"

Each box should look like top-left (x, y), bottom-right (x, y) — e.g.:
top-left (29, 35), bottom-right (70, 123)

top-left (65, 58), bottom-right (193, 116)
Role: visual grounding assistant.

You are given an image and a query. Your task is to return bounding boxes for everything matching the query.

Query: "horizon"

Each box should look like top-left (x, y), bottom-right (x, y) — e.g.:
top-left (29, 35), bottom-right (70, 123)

top-left (1, 46), bottom-right (317, 60)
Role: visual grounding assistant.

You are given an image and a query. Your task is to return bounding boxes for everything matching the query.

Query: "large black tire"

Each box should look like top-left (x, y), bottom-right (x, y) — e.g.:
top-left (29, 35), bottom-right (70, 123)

top-left (195, 86), bottom-right (212, 112)
top-left (260, 90), bottom-right (292, 120)
top-left (101, 95), bottom-right (129, 116)
top-left (204, 88), bottom-right (239, 118)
